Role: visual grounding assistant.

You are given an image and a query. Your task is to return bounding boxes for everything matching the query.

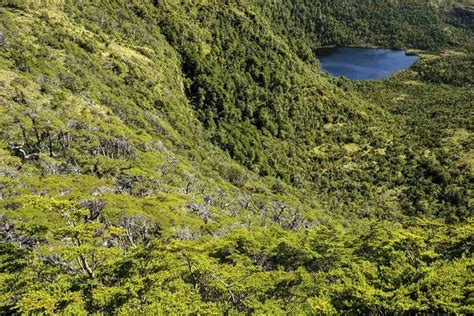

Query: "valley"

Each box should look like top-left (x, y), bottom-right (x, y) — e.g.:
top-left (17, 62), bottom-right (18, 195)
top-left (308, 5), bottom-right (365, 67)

top-left (0, 0), bottom-right (472, 314)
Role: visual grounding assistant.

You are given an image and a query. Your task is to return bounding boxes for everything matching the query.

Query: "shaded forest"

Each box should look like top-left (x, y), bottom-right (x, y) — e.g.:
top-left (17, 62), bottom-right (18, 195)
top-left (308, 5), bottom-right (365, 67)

top-left (0, 0), bottom-right (472, 314)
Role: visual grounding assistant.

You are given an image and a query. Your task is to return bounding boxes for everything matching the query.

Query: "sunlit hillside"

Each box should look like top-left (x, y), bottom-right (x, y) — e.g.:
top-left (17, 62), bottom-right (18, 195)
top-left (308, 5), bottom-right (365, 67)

top-left (0, 0), bottom-right (472, 314)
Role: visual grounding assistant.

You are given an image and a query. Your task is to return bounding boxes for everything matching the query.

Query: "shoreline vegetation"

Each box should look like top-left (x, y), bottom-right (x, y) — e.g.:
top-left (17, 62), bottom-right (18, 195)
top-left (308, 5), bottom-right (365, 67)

top-left (0, 0), bottom-right (472, 314)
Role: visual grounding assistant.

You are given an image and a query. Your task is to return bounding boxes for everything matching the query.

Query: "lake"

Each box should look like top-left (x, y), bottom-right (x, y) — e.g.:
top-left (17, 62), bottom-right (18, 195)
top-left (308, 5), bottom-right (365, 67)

top-left (316, 47), bottom-right (419, 80)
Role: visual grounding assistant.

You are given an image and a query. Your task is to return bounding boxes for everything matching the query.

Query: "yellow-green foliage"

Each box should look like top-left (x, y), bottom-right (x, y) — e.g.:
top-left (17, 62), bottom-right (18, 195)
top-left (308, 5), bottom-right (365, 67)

top-left (0, 0), bottom-right (472, 314)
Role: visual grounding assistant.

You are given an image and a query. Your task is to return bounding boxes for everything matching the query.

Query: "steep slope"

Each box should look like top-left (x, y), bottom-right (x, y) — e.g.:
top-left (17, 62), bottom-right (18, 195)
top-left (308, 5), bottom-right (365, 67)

top-left (0, 0), bottom-right (472, 314)
top-left (150, 0), bottom-right (471, 220)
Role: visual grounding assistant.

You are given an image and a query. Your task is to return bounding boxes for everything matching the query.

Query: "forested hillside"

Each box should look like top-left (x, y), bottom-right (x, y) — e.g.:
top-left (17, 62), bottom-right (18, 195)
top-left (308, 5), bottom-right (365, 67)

top-left (0, 0), bottom-right (472, 314)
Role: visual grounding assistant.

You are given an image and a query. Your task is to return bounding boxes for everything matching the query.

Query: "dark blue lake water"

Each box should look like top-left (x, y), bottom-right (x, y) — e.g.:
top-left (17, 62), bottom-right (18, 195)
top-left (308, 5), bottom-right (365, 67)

top-left (316, 47), bottom-right (419, 80)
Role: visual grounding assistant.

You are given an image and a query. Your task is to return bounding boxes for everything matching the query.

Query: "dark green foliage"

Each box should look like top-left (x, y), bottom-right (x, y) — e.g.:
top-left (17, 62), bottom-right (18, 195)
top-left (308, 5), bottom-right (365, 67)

top-left (254, 0), bottom-right (473, 52)
top-left (413, 54), bottom-right (474, 86)
top-left (0, 0), bottom-right (472, 314)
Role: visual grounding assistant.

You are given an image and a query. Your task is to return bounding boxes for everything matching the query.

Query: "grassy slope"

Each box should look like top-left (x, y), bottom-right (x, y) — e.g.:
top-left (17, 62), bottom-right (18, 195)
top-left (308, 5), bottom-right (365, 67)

top-left (0, 0), bottom-right (472, 314)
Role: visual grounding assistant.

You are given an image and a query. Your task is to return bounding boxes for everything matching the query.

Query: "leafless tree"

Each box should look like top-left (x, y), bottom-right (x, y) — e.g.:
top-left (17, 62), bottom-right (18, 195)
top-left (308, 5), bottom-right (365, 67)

top-left (0, 30), bottom-right (6, 47)
top-left (187, 195), bottom-right (212, 224)
top-left (0, 214), bottom-right (39, 250)
top-left (79, 200), bottom-right (106, 222)
top-left (115, 215), bottom-right (161, 249)
top-left (8, 142), bottom-right (39, 160)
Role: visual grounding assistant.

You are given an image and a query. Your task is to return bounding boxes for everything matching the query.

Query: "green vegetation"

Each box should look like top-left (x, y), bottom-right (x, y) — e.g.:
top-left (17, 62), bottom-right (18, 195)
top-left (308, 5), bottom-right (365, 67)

top-left (0, 0), bottom-right (472, 314)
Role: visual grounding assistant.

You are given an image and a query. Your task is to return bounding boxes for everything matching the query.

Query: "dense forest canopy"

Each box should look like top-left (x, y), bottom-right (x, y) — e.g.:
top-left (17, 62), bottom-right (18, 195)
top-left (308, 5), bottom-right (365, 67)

top-left (0, 0), bottom-right (472, 314)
